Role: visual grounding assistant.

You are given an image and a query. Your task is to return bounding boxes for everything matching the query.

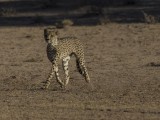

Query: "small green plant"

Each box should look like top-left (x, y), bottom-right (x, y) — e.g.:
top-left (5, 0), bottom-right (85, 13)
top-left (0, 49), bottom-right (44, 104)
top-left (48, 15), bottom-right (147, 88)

top-left (0, 8), bottom-right (16, 16)
top-left (61, 19), bottom-right (74, 27)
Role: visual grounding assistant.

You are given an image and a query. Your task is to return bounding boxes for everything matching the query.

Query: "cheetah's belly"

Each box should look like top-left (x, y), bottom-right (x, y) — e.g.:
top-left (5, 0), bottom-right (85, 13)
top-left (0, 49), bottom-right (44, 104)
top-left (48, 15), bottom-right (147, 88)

top-left (57, 44), bottom-right (76, 59)
top-left (58, 49), bottom-right (73, 59)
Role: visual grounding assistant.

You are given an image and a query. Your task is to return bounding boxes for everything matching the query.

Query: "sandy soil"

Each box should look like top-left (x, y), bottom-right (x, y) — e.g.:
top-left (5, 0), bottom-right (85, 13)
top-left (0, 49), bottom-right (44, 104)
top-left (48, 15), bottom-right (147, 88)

top-left (0, 23), bottom-right (160, 120)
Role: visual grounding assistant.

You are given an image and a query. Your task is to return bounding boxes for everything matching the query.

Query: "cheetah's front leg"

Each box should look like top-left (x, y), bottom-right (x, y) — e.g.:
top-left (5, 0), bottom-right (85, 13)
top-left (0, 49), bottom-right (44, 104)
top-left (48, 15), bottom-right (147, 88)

top-left (54, 64), bottom-right (64, 87)
top-left (42, 63), bottom-right (64, 89)
top-left (62, 56), bottom-right (70, 88)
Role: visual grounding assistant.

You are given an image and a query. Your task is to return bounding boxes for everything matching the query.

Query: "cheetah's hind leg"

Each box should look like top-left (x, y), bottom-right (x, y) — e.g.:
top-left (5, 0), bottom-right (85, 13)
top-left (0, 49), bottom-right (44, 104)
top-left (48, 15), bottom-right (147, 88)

top-left (77, 58), bottom-right (94, 90)
top-left (77, 58), bottom-right (90, 82)
top-left (54, 64), bottom-right (64, 88)
top-left (76, 59), bottom-right (84, 75)
top-left (62, 56), bottom-right (71, 88)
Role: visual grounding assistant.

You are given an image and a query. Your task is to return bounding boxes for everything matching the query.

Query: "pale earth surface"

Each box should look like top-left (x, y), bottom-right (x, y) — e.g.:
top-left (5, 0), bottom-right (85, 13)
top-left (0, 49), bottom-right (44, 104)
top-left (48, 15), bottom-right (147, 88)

top-left (0, 24), bottom-right (160, 120)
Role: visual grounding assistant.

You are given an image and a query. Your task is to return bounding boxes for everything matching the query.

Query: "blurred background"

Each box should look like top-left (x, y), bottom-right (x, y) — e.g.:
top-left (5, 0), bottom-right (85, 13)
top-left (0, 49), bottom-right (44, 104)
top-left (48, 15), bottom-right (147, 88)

top-left (0, 0), bottom-right (159, 26)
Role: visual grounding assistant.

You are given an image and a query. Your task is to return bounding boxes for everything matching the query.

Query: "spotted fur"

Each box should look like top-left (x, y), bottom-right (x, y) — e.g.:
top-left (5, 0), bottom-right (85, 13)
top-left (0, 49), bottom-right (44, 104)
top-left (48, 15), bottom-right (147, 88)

top-left (42, 27), bottom-right (90, 89)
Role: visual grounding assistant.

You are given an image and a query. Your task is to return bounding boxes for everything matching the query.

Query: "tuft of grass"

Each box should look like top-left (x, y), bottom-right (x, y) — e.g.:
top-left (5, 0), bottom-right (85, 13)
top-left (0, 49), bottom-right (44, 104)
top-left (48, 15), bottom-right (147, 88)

top-left (142, 11), bottom-right (159, 24)
top-left (99, 16), bottom-right (111, 25)
top-left (0, 8), bottom-right (16, 16)
top-left (61, 19), bottom-right (74, 27)
top-left (55, 19), bottom-right (74, 28)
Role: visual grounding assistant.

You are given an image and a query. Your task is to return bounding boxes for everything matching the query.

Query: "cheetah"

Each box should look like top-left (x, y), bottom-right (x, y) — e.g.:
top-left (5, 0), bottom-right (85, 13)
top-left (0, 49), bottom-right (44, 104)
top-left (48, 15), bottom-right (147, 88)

top-left (42, 27), bottom-right (90, 89)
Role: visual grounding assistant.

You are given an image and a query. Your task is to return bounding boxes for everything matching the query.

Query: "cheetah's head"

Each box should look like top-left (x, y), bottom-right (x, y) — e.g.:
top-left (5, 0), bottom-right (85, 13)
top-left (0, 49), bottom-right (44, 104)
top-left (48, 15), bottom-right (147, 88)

top-left (44, 27), bottom-right (58, 44)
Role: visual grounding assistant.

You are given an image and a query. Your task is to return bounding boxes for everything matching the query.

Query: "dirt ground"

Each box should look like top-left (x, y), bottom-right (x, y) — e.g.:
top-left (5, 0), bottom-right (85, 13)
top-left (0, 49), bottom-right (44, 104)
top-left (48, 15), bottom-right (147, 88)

top-left (0, 23), bottom-right (159, 120)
